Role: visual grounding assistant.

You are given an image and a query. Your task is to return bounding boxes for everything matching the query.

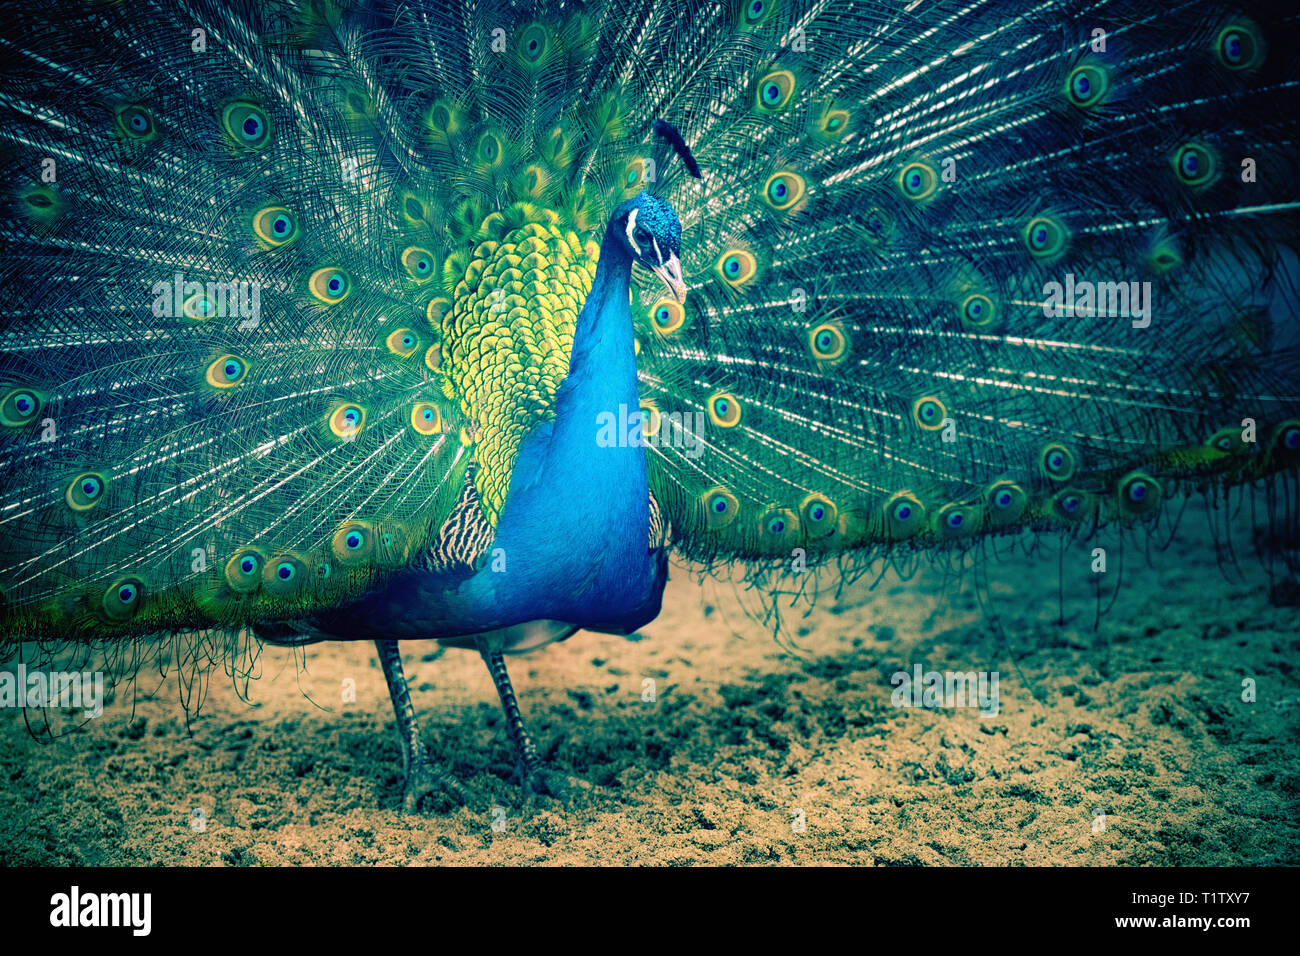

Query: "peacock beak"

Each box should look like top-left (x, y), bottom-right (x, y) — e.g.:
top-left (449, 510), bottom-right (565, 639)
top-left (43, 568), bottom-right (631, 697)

top-left (651, 253), bottom-right (687, 304)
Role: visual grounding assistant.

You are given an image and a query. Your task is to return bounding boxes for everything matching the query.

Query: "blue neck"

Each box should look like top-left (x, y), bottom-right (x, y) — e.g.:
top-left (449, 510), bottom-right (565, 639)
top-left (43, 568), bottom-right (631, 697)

top-left (557, 226), bottom-right (638, 436)
top-left (466, 223), bottom-right (652, 621)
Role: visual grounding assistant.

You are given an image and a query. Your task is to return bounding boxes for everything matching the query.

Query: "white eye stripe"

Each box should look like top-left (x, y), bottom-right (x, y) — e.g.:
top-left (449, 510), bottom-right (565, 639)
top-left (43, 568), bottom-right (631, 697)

top-left (625, 207), bottom-right (641, 256)
top-left (652, 237), bottom-right (663, 265)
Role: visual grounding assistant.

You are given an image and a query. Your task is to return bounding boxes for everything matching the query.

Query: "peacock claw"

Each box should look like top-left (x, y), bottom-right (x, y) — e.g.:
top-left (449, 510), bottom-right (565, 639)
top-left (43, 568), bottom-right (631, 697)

top-left (401, 760), bottom-right (471, 814)
top-left (517, 763), bottom-right (590, 803)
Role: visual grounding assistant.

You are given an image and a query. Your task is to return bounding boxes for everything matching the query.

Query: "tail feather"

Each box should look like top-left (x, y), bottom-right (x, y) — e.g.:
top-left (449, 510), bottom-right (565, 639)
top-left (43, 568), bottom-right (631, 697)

top-left (0, 0), bottom-right (1295, 662)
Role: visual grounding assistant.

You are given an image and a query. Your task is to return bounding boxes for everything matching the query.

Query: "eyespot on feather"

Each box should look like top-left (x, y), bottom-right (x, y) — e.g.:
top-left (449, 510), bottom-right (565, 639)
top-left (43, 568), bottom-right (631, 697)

top-left (252, 205), bottom-right (299, 247)
top-left (649, 298), bottom-right (686, 335)
top-left (883, 492), bottom-right (926, 539)
top-left (309, 267), bottom-right (352, 305)
top-left (700, 487), bottom-right (740, 530)
top-left (263, 554), bottom-right (307, 595)
top-left (328, 403), bottom-right (366, 440)
top-left (985, 481), bottom-right (1028, 525)
top-left (332, 522), bottom-right (376, 563)
top-left (897, 160), bottom-right (939, 201)
top-left (1023, 215), bottom-right (1068, 260)
top-left (385, 328), bottom-right (420, 358)
top-left (808, 323), bottom-right (848, 364)
top-left (707, 392), bottom-right (742, 428)
top-left (755, 69), bottom-right (797, 112)
top-left (411, 402), bottom-right (442, 435)
top-left (224, 549), bottom-right (265, 593)
top-left (1039, 442), bottom-right (1077, 481)
top-left (205, 354), bottom-right (249, 388)
top-left (100, 577), bottom-right (145, 622)
top-left (716, 249), bottom-right (758, 287)
top-left (220, 100), bottom-right (272, 150)
top-left (912, 396), bottom-right (947, 431)
top-left (800, 494), bottom-right (838, 537)
top-left (66, 471), bottom-right (108, 512)
top-left (1, 387), bottom-right (43, 427)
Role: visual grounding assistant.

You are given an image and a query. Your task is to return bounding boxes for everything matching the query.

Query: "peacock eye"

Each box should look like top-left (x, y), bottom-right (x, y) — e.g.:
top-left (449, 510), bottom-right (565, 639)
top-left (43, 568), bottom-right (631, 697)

top-left (912, 395), bottom-right (947, 431)
top-left (329, 402), bottom-right (367, 438)
top-left (716, 249), bottom-right (758, 287)
top-left (478, 132), bottom-right (502, 164)
top-left (700, 486), bottom-right (740, 530)
top-left (221, 101), bottom-right (272, 149)
top-left (101, 577), bottom-right (145, 621)
top-left (763, 171), bottom-right (806, 211)
top-left (1173, 143), bottom-right (1215, 186)
top-left (1040, 442), bottom-right (1077, 481)
top-left (1023, 216), bottom-right (1067, 258)
top-left (897, 161), bottom-right (938, 201)
top-left (402, 246), bottom-right (435, 281)
top-left (410, 402), bottom-right (442, 435)
top-left (518, 24), bottom-right (549, 64)
top-left (807, 323), bottom-right (847, 363)
top-left (961, 293), bottom-right (995, 328)
top-left (67, 471), bottom-right (108, 511)
top-left (985, 482), bottom-right (1026, 524)
top-left (1216, 24), bottom-right (1260, 70)
top-left (385, 327), bottom-right (420, 357)
top-left (206, 354), bottom-right (248, 388)
top-left (650, 298), bottom-right (685, 335)
top-left (252, 205), bottom-right (298, 246)
top-left (707, 391), bottom-right (742, 428)
top-left (1, 387), bottom-right (42, 426)
top-left (1064, 64), bottom-right (1108, 108)
top-left (1285, 427), bottom-right (1300, 450)
top-left (183, 291), bottom-right (217, 321)
top-left (755, 69), bottom-right (797, 112)
top-left (1118, 472), bottom-right (1161, 515)
top-left (309, 267), bottom-right (353, 304)
top-left (118, 105), bottom-right (156, 139)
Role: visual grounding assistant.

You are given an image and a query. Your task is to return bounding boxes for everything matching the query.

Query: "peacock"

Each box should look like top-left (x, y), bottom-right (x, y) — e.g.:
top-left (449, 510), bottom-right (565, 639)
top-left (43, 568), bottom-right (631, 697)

top-left (1, 0), bottom-right (1297, 810)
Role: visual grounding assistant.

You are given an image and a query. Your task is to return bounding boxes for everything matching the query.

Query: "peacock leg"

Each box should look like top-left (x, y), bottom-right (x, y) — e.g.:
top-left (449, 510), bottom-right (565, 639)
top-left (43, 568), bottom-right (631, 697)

top-left (479, 645), bottom-right (586, 800)
top-left (374, 639), bottom-right (468, 813)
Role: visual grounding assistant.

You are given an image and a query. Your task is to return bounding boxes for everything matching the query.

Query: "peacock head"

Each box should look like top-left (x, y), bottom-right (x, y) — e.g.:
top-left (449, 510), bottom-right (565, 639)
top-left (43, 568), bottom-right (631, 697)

top-left (612, 190), bottom-right (686, 304)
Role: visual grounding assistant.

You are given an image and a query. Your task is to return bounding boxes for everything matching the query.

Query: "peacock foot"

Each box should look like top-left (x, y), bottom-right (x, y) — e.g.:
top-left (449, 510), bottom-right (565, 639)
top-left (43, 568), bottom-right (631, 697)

top-left (514, 761), bottom-right (592, 803)
top-left (402, 758), bottom-right (472, 814)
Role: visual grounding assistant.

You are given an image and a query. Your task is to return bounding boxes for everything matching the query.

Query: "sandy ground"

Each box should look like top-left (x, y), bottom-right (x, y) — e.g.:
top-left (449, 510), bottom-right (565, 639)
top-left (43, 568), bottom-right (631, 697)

top-left (1, 499), bottom-right (1298, 866)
